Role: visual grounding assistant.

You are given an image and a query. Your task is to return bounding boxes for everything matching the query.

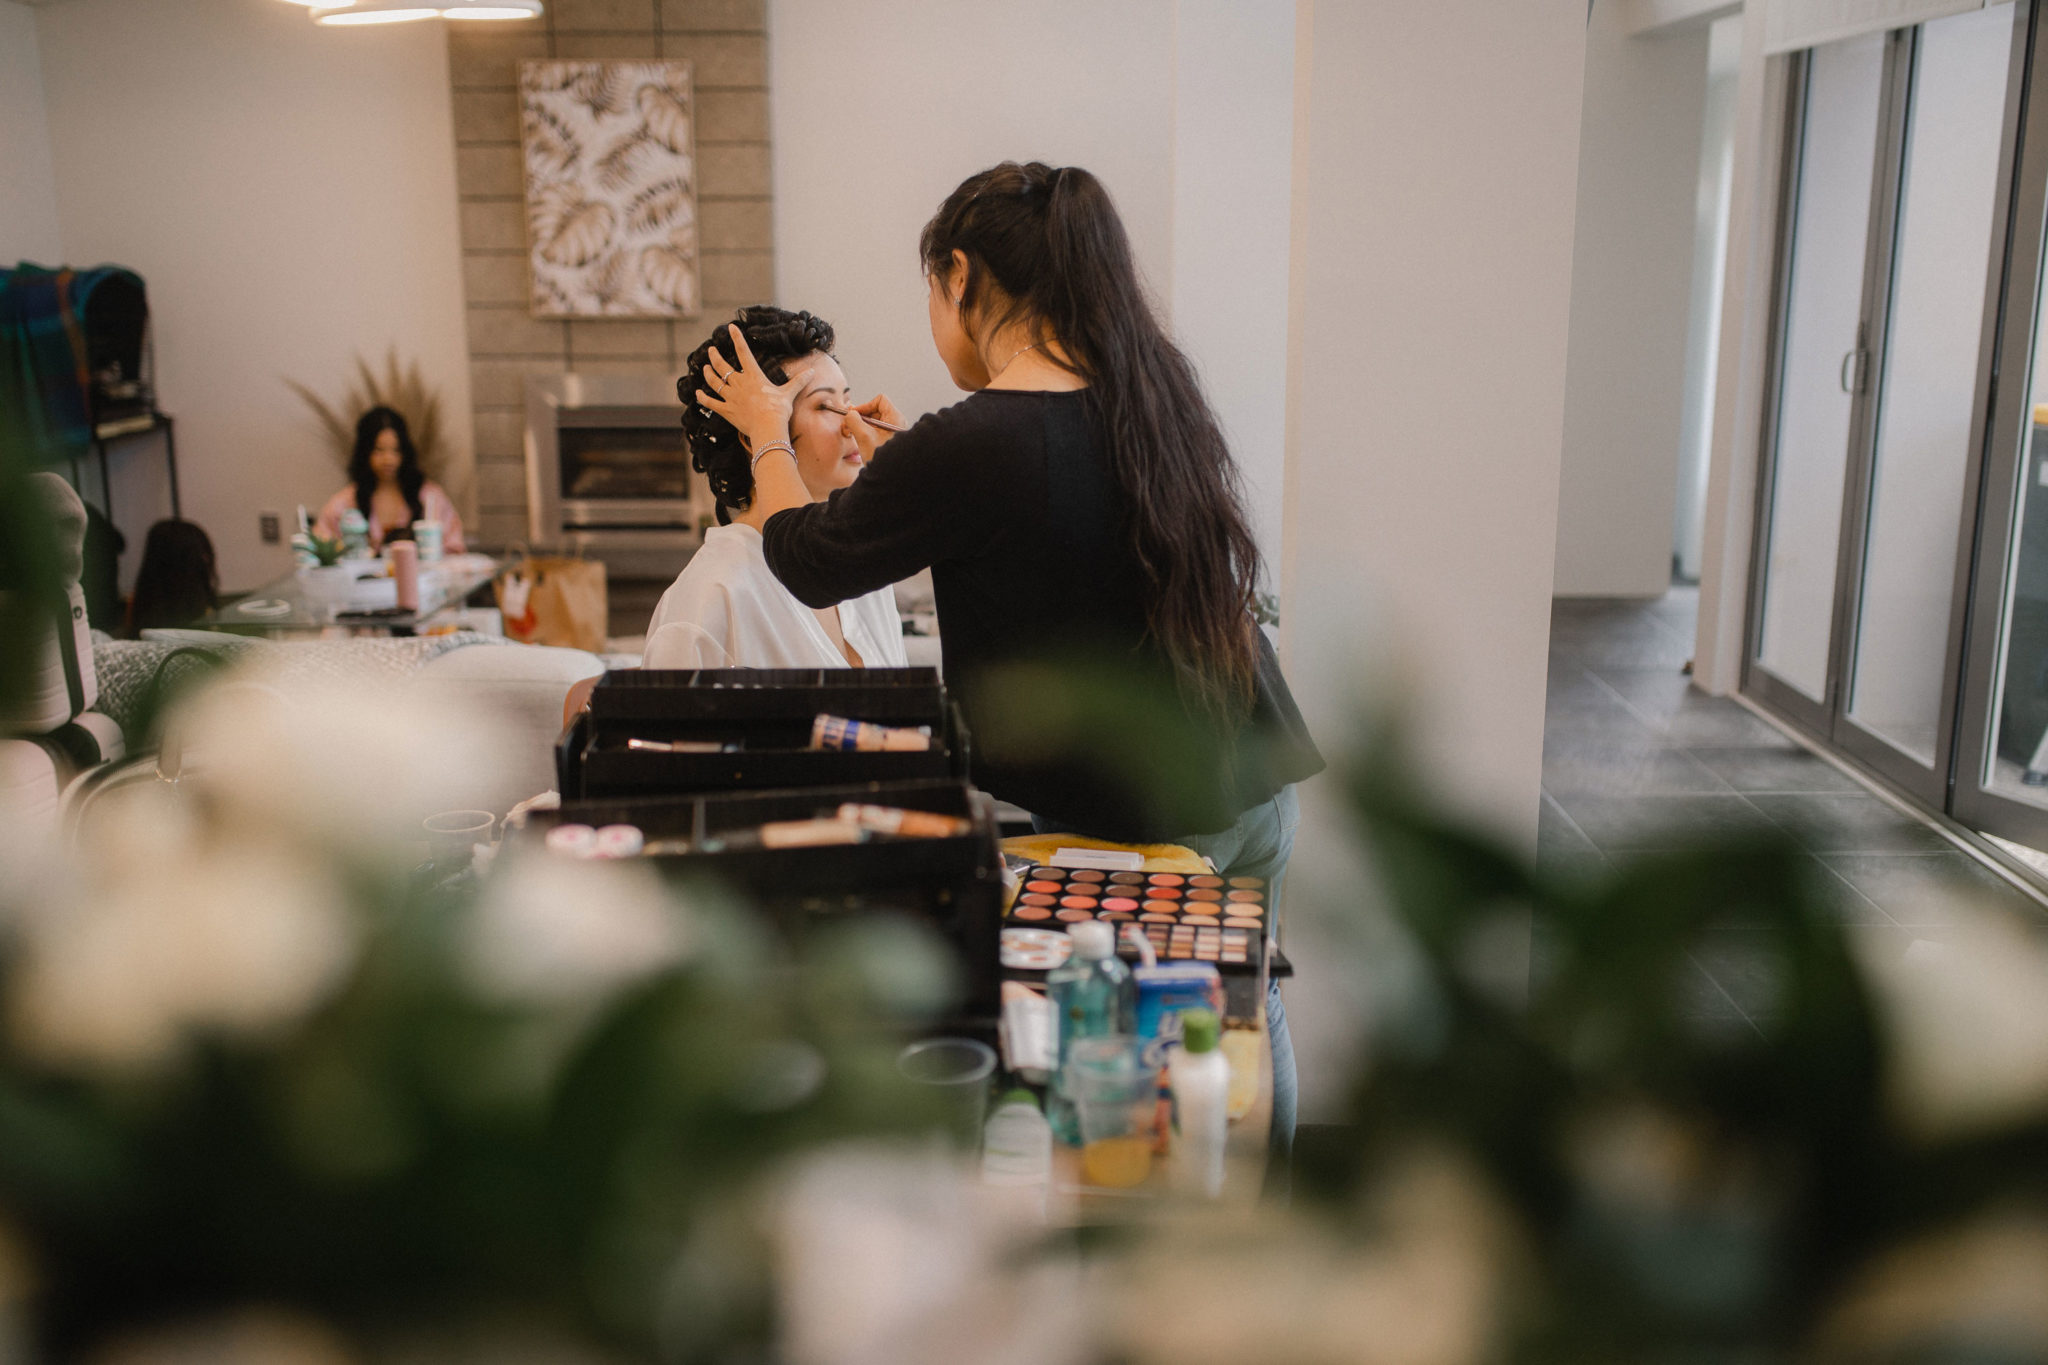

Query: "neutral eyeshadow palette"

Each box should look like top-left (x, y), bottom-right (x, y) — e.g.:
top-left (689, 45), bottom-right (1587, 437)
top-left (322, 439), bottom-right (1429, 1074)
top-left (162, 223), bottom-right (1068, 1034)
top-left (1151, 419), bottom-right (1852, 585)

top-left (1003, 865), bottom-right (1268, 971)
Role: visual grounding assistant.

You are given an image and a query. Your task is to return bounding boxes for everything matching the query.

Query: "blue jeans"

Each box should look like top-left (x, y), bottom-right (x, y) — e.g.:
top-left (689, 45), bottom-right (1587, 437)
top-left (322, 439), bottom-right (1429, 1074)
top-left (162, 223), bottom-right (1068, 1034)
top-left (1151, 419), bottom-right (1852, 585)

top-left (1030, 785), bottom-right (1301, 1161)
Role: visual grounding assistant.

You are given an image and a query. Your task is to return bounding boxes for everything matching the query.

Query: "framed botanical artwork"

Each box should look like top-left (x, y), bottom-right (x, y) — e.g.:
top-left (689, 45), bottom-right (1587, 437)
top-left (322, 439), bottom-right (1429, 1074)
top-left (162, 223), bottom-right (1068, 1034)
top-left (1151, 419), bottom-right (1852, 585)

top-left (518, 59), bottom-right (700, 319)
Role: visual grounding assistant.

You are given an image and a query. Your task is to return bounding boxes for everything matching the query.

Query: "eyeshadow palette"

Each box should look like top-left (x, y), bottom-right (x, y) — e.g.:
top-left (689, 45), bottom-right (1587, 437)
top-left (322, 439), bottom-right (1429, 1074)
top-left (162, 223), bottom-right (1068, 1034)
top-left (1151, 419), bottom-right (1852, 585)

top-left (1004, 865), bottom-right (1268, 971)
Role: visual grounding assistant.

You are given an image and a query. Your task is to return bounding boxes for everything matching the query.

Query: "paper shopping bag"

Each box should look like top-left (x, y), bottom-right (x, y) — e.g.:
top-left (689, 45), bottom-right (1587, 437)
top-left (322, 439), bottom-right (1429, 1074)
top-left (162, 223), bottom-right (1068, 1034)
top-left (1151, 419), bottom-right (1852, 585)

top-left (496, 554), bottom-right (607, 653)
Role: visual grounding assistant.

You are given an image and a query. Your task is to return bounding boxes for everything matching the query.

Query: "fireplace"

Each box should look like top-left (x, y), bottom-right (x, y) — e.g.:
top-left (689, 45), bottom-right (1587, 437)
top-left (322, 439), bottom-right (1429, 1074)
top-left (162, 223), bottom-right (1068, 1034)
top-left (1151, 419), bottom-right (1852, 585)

top-left (525, 373), bottom-right (702, 577)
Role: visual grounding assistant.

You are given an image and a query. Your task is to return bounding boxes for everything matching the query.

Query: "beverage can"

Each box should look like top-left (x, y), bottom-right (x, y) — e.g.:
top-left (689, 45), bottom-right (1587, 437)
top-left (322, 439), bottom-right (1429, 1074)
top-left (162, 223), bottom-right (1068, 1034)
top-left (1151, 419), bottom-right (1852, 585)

top-left (412, 519), bottom-right (444, 561)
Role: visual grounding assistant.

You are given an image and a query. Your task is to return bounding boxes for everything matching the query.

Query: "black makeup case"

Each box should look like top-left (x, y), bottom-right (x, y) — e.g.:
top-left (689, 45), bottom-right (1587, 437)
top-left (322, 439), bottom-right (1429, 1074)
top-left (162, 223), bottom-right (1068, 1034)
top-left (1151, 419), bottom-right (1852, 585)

top-left (518, 777), bottom-right (1004, 1015)
top-left (558, 667), bottom-right (969, 800)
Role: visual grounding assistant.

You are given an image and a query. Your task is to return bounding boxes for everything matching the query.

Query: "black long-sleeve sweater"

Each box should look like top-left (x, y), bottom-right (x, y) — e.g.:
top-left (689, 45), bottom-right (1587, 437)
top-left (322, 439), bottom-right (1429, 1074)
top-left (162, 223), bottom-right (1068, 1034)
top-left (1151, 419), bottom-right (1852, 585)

top-left (763, 388), bottom-right (1322, 841)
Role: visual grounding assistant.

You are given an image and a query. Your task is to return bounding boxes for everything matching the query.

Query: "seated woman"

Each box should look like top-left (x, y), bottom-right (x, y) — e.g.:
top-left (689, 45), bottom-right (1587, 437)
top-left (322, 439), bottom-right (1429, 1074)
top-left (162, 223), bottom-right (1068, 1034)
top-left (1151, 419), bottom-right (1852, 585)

top-left (643, 307), bottom-right (906, 670)
top-left (313, 406), bottom-right (467, 554)
top-left (126, 518), bottom-right (218, 635)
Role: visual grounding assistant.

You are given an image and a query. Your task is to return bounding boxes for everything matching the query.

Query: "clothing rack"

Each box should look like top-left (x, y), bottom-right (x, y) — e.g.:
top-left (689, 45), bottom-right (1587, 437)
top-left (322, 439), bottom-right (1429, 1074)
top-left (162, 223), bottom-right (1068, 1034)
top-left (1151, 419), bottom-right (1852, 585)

top-left (74, 410), bottom-right (180, 526)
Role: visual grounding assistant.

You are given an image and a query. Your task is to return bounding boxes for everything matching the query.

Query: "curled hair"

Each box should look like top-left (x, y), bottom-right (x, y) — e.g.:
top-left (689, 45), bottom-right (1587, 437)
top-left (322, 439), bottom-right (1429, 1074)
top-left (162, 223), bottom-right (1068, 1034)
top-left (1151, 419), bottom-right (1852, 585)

top-left (349, 406), bottom-right (425, 527)
top-left (920, 162), bottom-right (1261, 714)
top-left (678, 306), bottom-right (836, 524)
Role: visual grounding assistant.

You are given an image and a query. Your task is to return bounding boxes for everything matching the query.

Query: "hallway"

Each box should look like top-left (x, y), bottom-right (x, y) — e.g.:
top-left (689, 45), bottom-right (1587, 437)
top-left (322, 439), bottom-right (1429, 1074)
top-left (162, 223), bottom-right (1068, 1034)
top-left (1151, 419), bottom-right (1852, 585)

top-left (1540, 588), bottom-right (2047, 1032)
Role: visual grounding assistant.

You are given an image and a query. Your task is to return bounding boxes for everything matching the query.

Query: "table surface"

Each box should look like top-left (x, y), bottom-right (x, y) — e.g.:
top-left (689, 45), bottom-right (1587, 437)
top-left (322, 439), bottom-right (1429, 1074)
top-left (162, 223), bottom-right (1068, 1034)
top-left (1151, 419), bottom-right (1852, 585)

top-left (204, 554), bottom-right (500, 636)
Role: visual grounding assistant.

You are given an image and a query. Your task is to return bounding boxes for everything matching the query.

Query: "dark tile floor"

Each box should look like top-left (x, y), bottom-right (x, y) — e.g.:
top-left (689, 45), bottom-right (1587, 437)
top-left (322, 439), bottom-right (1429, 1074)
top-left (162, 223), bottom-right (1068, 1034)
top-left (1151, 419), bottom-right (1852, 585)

top-left (1541, 588), bottom-right (2047, 1034)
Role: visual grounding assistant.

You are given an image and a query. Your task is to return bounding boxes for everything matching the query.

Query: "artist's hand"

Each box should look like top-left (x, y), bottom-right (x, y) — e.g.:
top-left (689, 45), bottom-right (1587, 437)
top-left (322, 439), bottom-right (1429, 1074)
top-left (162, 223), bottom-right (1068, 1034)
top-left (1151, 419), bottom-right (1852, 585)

top-left (856, 393), bottom-right (905, 432)
top-left (695, 323), bottom-right (800, 452)
top-left (839, 393), bottom-right (903, 463)
top-left (840, 407), bottom-right (881, 464)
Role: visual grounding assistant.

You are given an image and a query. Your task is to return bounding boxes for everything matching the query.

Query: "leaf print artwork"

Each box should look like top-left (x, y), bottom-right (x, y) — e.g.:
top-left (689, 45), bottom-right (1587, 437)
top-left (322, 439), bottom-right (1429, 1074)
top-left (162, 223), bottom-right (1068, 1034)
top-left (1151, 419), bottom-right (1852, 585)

top-left (638, 243), bottom-right (698, 312)
top-left (636, 81), bottom-right (692, 154)
top-left (523, 105), bottom-right (580, 181)
top-left (623, 178), bottom-right (694, 237)
top-left (520, 59), bottom-right (699, 318)
top-left (594, 131), bottom-right (656, 194)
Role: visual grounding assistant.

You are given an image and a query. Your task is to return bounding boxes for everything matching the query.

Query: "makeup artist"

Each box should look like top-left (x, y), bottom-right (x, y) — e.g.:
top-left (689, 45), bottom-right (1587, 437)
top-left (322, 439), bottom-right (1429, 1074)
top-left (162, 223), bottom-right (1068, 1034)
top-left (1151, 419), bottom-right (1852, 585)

top-left (695, 160), bottom-right (1322, 1152)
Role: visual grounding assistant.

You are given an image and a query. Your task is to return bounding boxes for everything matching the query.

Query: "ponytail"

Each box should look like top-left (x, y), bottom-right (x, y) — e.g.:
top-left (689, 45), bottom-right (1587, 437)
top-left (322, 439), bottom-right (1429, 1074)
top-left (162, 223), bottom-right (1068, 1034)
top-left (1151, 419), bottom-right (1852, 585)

top-left (920, 162), bottom-right (1261, 715)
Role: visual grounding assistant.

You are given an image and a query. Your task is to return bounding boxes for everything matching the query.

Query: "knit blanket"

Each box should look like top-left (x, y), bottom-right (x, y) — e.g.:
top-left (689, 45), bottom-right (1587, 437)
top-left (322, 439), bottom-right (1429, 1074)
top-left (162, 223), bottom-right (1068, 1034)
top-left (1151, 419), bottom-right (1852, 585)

top-left (90, 630), bottom-right (505, 745)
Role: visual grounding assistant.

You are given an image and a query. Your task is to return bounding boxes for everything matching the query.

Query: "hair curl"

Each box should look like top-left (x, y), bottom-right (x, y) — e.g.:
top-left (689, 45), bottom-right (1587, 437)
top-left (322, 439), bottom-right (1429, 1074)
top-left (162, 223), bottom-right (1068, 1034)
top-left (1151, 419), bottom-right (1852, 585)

top-left (677, 306), bottom-right (836, 524)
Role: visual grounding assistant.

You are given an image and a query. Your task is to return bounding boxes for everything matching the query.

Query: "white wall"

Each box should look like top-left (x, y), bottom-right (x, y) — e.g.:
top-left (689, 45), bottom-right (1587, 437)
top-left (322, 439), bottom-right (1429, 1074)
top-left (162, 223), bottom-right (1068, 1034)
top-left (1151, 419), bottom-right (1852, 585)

top-left (1169, 0), bottom-right (1295, 584)
top-left (0, 3), bottom-right (62, 266)
top-left (1280, 1), bottom-right (1587, 845)
top-left (1276, 1), bottom-right (1585, 1121)
top-left (1674, 14), bottom-right (1743, 582)
top-left (33, 0), bottom-right (475, 592)
top-left (769, 0), bottom-right (1173, 423)
top-left (1552, 2), bottom-right (1710, 597)
top-left (768, 0), bottom-right (1295, 580)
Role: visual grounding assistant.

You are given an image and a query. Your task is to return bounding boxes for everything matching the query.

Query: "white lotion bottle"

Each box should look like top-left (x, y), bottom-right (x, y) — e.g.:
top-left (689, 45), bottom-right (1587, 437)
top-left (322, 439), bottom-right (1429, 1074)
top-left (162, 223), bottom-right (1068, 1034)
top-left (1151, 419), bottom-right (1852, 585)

top-left (982, 1088), bottom-right (1053, 1220)
top-left (1170, 1008), bottom-right (1229, 1197)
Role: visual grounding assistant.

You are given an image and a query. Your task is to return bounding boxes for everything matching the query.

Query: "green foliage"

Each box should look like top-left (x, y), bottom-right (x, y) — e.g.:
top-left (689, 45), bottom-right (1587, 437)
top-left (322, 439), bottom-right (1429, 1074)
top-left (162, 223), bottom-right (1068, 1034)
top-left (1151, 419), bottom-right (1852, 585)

top-left (1321, 724), bottom-right (2048, 1364)
top-left (303, 531), bottom-right (344, 567)
top-left (0, 430), bottom-right (64, 714)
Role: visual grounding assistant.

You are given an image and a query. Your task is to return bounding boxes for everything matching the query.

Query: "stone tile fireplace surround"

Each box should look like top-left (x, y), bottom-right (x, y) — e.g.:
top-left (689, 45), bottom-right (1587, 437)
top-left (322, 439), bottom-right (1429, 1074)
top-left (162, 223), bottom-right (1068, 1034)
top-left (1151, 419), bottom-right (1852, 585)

top-left (449, 0), bottom-right (772, 552)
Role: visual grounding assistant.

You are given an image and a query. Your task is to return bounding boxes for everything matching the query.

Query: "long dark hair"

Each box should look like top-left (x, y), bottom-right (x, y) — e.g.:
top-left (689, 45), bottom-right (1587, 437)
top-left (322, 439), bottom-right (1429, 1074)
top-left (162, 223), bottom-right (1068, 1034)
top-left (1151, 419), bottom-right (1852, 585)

top-left (127, 518), bottom-right (217, 635)
top-left (677, 306), bottom-right (836, 525)
top-left (921, 162), bottom-right (1261, 713)
top-left (349, 406), bottom-right (426, 526)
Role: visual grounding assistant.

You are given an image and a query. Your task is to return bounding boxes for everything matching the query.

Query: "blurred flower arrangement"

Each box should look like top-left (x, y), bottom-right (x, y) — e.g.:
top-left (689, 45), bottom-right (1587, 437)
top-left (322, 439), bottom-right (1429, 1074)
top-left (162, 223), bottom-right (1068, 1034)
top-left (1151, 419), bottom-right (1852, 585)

top-left (0, 542), bottom-right (955, 1363)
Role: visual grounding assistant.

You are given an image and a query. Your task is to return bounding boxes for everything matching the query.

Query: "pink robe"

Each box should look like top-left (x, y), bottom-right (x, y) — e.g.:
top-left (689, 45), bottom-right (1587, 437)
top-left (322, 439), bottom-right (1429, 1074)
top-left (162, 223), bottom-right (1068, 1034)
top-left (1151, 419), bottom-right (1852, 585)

top-left (313, 480), bottom-right (468, 553)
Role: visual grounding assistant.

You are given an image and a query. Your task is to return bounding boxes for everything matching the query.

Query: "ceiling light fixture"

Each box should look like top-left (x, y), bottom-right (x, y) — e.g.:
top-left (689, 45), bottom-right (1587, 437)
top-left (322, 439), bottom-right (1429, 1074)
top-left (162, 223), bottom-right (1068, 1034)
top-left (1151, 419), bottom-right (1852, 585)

top-left (310, 2), bottom-right (438, 23)
top-left (441, 0), bottom-right (542, 17)
top-left (297, 0), bottom-right (542, 20)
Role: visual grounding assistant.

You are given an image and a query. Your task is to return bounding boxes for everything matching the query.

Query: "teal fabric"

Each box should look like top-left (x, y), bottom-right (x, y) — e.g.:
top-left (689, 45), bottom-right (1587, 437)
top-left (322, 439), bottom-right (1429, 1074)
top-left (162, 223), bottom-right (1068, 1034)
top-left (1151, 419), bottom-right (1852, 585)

top-left (0, 264), bottom-right (93, 468)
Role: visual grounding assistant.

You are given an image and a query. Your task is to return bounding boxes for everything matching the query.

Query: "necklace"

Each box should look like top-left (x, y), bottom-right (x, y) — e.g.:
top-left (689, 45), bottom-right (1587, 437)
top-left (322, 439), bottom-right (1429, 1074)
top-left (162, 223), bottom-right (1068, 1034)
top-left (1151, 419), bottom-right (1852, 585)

top-left (987, 339), bottom-right (1044, 382)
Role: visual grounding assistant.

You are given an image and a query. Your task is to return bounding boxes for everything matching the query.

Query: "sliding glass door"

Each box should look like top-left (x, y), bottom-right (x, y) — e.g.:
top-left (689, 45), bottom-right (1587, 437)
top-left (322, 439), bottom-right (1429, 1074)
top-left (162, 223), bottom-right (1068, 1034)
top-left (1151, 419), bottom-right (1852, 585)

top-left (1956, 0), bottom-right (2048, 848)
top-left (1838, 4), bottom-right (2016, 790)
top-left (1746, 4), bottom-right (2024, 810)
top-left (1748, 32), bottom-right (1886, 731)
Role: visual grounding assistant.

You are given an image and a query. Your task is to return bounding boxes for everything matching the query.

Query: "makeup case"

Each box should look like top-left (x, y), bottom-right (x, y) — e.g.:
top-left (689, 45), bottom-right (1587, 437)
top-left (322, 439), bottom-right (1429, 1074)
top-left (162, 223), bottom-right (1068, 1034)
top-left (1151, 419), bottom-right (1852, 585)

top-left (520, 777), bottom-right (1005, 1015)
top-left (557, 667), bottom-right (969, 800)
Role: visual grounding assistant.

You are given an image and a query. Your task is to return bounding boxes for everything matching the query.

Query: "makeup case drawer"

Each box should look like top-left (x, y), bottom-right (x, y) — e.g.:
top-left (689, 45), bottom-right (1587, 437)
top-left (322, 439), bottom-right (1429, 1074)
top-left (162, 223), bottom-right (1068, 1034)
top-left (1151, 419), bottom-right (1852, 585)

top-left (559, 667), bottom-right (971, 800)
top-left (521, 778), bottom-right (1005, 1015)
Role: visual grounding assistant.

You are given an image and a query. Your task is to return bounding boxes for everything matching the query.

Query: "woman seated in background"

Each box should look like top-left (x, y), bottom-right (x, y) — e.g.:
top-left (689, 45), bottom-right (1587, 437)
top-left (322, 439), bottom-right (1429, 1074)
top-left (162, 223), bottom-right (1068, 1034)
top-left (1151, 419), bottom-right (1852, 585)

top-left (313, 406), bottom-right (466, 554)
top-left (642, 306), bottom-right (906, 670)
top-left (126, 518), bottom-right (218, 635)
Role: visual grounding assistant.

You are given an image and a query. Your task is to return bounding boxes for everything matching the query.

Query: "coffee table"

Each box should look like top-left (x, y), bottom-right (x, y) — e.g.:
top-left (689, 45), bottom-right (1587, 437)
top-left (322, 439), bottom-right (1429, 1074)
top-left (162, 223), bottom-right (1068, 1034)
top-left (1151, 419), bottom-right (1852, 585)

top-left (202, 553), bottom-right (501, 637)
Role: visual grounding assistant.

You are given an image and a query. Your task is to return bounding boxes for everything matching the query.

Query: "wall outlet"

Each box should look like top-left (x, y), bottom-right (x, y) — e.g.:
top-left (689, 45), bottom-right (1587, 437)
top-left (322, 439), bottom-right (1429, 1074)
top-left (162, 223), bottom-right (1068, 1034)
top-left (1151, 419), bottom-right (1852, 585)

top-left (259, 511), bottom-right (281, 544)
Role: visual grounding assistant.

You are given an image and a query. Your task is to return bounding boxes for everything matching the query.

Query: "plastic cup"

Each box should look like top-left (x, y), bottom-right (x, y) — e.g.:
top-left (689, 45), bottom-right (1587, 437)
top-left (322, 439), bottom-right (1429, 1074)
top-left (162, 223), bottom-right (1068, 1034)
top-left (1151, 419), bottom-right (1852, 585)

top-left (897, 1037), bottom-right (996, 1152)
top-left (423, 809), bottom-right (494, 866)
top-left (1067, 1035), bottom-right (1159, 1188)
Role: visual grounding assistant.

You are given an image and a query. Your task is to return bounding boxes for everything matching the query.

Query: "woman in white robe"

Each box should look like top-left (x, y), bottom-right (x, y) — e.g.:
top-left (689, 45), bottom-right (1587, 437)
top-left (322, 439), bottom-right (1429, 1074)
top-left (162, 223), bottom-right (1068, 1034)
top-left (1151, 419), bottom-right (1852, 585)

top-left (645, 307), bottom-right (907, 670)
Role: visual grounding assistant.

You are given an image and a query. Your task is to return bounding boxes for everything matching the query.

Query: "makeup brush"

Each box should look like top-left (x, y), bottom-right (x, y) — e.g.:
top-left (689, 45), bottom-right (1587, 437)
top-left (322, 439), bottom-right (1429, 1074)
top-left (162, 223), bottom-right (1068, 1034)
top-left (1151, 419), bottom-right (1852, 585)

top-left (823, 403), bottom-right (908, 433)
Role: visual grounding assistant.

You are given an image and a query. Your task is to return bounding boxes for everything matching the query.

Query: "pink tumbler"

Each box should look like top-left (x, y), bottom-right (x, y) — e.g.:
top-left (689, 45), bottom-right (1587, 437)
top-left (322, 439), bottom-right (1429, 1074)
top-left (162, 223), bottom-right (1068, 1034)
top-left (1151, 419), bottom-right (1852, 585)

top-left (390, 540), bottom-right (420, 611)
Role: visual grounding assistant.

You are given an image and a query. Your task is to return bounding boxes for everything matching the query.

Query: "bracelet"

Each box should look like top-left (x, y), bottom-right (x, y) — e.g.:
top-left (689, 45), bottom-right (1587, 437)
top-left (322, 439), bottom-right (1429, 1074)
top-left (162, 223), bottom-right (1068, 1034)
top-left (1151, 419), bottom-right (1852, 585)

top-left (750, 441), bottom-right (796, 473)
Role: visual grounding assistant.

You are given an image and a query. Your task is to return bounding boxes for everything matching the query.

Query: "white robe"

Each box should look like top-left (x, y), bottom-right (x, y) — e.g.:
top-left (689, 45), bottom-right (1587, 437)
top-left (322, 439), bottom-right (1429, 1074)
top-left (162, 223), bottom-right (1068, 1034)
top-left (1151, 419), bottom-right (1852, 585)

top-left (642, 522), bottom-right (909, 670)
